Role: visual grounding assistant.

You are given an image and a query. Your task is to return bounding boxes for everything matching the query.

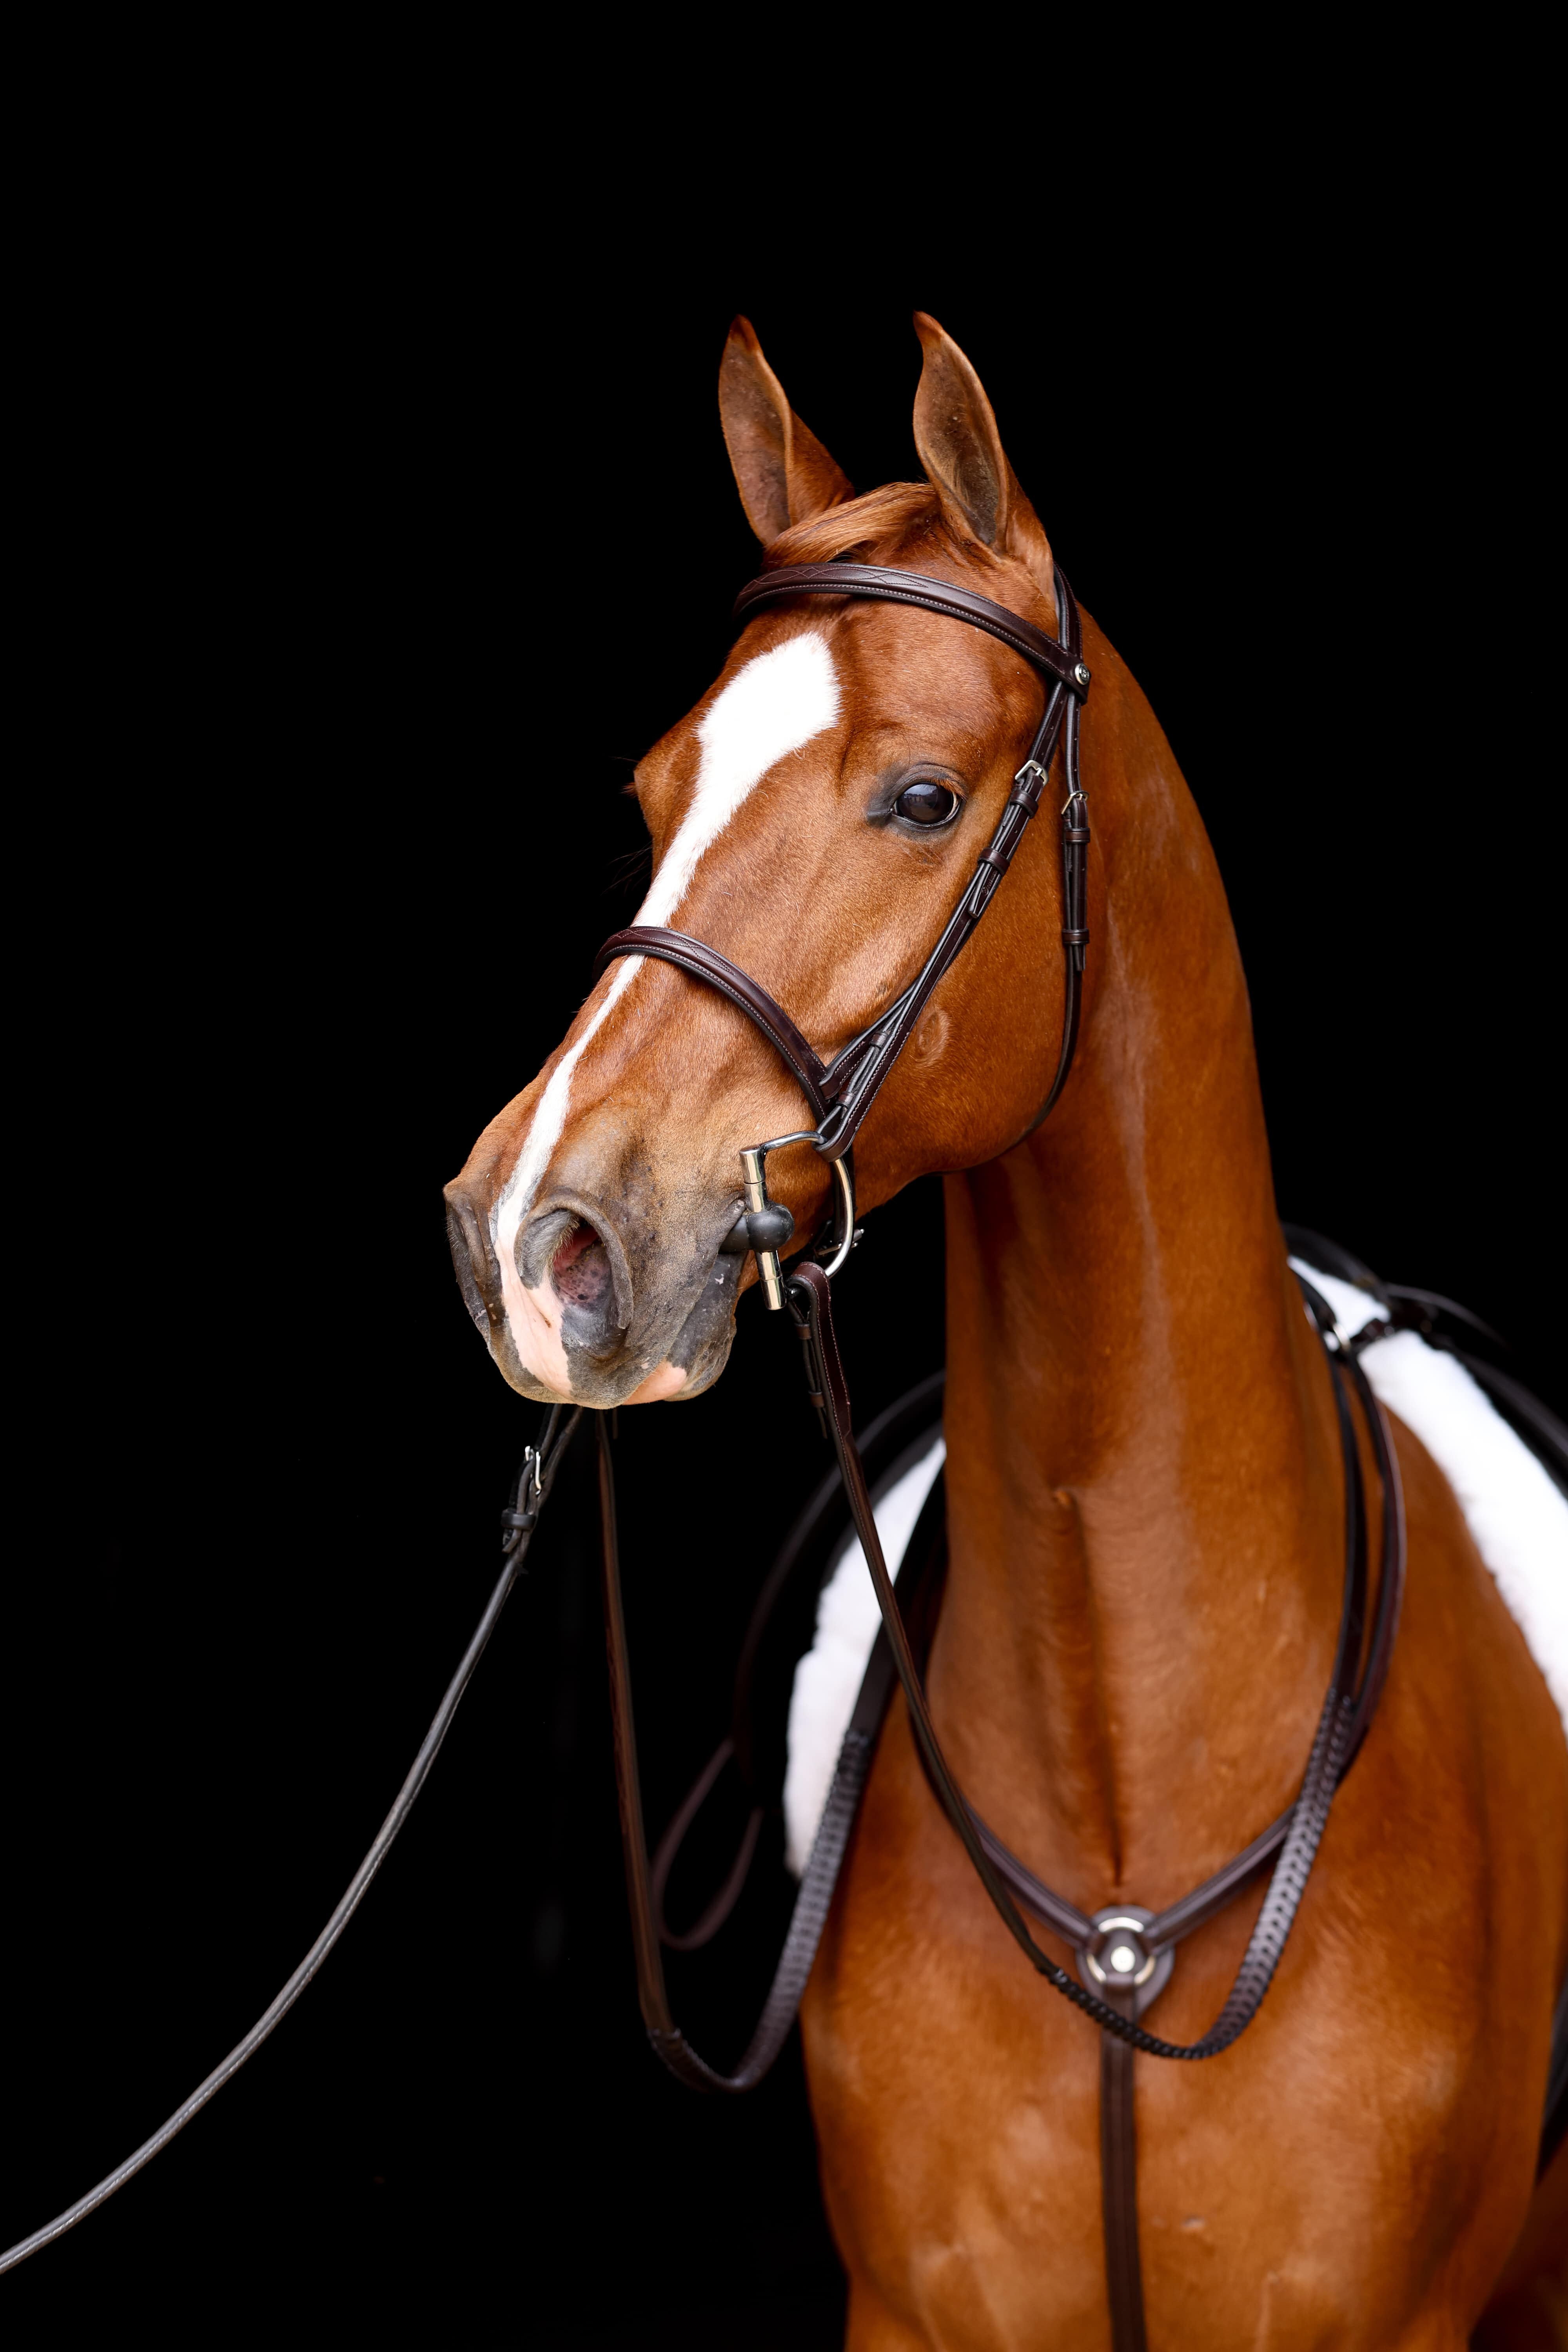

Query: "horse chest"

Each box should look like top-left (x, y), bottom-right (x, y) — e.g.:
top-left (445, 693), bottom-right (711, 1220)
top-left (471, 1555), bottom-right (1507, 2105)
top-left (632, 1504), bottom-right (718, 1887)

top-left (799, 1682), bottom-right (1537, 2348)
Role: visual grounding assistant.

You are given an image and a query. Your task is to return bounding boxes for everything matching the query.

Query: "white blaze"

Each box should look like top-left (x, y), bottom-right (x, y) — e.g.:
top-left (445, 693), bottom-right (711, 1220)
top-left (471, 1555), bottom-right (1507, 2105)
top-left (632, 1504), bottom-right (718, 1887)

top-left (636, 630), bottom-right (842, 930)
top-left (492, 631), bottom-right (841, 1370)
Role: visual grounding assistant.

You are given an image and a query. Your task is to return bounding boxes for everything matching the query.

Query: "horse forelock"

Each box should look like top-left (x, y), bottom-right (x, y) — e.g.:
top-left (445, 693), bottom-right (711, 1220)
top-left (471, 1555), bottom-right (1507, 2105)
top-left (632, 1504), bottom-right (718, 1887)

top-left (763, 480), bottom-right (944, 570)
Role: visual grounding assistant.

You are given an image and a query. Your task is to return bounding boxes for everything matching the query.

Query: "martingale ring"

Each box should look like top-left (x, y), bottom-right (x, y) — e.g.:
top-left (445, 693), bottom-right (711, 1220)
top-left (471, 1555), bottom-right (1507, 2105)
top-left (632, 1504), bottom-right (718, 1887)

top-left (1084, 1916), bottom-right (1159, 1990)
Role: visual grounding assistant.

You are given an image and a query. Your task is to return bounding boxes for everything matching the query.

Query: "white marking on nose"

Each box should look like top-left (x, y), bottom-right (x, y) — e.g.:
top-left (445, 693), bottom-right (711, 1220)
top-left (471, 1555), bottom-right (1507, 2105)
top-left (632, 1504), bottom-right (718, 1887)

top-left (491, 632), bottom-right (840, 1386)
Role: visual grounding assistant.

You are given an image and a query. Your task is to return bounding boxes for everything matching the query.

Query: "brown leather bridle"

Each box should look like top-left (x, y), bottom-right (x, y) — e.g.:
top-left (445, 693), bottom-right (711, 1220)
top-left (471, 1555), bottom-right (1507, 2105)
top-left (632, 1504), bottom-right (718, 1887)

top-left (592, 561), bottom-right (1092, 1293)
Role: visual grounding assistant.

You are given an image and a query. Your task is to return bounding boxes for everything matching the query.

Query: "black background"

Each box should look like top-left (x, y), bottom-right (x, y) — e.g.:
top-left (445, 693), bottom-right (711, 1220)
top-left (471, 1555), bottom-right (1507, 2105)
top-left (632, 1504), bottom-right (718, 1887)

top-left (5, 201), bottom-right (1559, 2346)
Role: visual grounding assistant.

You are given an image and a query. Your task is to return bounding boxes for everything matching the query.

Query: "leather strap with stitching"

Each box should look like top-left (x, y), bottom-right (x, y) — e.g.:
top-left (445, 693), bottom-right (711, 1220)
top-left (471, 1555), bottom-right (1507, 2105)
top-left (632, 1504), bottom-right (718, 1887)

top-left (732, 562), bottom-right (1091, 695)
top-left (589, 929), bottom-right (834, 1126)
top-left (595, 562), bottom-right (1087, 1161)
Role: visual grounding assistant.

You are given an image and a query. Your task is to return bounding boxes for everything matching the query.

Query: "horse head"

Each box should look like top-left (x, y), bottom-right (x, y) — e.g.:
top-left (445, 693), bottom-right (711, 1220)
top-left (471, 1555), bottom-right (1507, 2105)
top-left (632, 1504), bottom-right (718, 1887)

top-left (444, 314), bottom-right (1091, 1408)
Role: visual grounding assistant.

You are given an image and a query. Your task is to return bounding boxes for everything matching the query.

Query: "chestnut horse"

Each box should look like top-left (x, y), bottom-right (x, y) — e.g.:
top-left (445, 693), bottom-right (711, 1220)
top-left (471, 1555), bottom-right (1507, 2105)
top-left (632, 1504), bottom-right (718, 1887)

top-left (444, 316), bottom-right (1567, 2347)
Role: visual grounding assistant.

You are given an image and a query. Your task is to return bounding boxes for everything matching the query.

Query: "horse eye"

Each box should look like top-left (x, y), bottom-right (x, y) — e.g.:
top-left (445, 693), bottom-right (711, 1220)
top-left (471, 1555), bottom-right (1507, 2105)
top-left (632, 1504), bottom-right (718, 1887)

top-left (893, 781), bottom-right (960, 827)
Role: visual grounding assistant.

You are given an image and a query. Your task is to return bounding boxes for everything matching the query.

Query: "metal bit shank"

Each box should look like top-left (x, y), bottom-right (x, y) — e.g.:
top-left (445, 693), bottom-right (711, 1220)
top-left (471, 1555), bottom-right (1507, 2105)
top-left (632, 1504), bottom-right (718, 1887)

top-left (739, 1147), bottom-right (786, 1310)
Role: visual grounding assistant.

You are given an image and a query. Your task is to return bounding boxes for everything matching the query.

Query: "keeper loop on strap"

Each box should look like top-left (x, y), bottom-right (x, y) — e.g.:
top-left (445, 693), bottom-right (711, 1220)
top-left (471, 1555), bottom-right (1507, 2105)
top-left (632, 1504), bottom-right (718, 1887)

top-left (1009, 757), bottom-right (1051, 812)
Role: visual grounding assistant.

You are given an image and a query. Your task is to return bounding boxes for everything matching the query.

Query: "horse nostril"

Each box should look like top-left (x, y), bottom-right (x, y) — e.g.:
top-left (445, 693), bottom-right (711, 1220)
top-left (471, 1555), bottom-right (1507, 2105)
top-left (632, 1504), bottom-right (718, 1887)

top-left (552, 1218), bottom-right (612, 1310)
top-left (515, 1197), bottom-right (632, 1359)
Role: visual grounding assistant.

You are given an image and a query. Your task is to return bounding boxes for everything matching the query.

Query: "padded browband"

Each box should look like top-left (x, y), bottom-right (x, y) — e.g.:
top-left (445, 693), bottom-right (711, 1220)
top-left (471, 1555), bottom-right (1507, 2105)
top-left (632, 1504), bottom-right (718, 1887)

top-left (732, 563), bottom-right (1091, 694)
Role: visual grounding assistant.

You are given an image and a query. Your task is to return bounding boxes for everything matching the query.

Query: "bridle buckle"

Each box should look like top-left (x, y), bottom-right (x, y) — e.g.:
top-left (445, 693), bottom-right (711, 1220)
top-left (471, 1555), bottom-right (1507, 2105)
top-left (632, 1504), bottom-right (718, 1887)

top-left (1010, 757), bottom-right (1050, 812)
top-left (499, 1444), bottom-right (545, 1551)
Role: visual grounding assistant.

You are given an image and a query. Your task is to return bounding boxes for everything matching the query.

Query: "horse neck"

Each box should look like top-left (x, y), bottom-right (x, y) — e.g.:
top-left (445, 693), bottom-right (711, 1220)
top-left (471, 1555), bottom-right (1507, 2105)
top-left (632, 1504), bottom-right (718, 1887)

top-left (935, 661), bottom-right (1345, 1906)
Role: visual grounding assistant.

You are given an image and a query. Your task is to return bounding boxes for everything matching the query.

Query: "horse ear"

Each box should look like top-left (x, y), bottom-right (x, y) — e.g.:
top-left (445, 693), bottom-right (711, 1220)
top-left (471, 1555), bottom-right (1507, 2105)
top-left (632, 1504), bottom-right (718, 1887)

top-left (719, 317), bottom-right (854, 545)
top-left (911, 313), bottom-right (1054, 599)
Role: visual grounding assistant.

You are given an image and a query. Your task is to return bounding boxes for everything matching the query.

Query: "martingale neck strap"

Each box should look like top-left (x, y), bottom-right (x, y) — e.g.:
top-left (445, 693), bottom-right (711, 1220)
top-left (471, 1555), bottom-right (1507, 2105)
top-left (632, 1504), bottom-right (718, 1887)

top-left (784, 1257), bottom-right (1403, 2065)
top-left (594, 560), bottom-right (1091, 1164)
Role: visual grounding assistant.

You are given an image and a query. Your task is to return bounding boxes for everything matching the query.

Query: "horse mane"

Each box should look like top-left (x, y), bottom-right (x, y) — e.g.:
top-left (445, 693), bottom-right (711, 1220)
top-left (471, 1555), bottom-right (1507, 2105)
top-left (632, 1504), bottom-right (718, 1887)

top-left (763, 482), bottom-right (946, 570)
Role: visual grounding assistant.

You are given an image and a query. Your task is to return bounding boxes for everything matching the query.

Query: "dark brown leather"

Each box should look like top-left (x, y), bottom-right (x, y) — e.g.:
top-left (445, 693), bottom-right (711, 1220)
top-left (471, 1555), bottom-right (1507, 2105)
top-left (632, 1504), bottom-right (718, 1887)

top-left (590, 928), bottom-right (833, 1123)
top-left (1022, 686), bottom-right (1088, 1136)
top-left (647, 1737), bottom-right (764, 1953)
top-left (732, 563), bottom-right (1091, 696)
top-left (1100, 1993), bottom-right (1148, 2352)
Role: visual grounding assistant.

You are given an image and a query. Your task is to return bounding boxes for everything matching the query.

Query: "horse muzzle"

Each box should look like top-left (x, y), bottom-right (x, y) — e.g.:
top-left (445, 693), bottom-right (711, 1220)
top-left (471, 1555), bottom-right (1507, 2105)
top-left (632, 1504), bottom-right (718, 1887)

top-left (444, 1174), bottom-right (750, 1408)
